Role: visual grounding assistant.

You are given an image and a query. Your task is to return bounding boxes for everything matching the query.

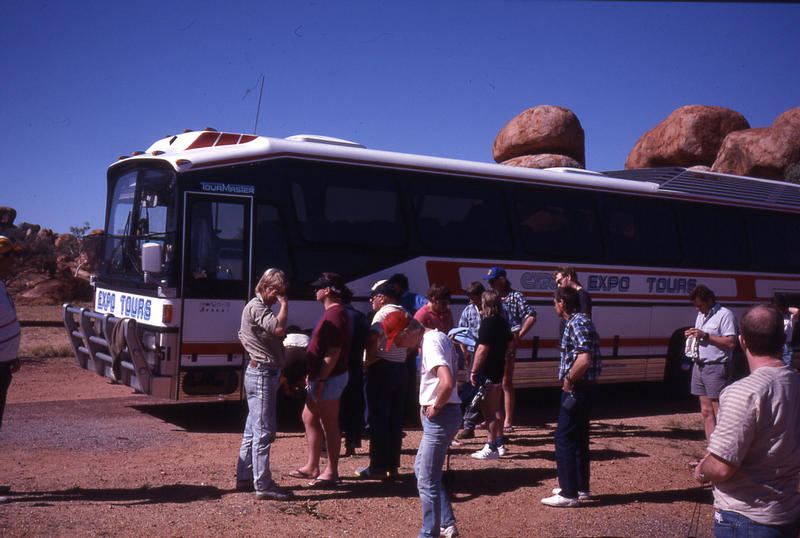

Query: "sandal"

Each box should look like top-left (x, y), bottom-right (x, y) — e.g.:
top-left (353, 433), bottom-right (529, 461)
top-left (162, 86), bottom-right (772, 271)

top-left (287, 469), bottom-right (316, 479)
top-left (307, 477), bottom-right (342, 488)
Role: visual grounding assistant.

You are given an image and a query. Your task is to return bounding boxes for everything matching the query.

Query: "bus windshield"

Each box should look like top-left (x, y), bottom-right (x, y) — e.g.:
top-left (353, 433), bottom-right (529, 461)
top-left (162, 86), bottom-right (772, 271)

top-left (103, 166), bottom-right (177, 283)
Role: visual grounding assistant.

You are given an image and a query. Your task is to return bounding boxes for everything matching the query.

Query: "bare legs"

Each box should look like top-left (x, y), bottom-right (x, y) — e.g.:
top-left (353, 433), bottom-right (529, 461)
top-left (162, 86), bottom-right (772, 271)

top-left (297, 395), bottom-right (342, 480)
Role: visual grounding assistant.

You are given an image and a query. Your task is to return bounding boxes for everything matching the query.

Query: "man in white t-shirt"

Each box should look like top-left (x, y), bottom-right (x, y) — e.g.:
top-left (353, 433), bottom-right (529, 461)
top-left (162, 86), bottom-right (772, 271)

top-left (694, 304), bottom-right (800, 536)
top-left (384, 310), bottom-right (461, 538)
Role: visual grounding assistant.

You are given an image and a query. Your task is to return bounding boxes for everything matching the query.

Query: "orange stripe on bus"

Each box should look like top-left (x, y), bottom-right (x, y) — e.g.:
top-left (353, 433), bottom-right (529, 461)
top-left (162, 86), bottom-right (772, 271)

top-left (181, 342), bottom-right (244, 355)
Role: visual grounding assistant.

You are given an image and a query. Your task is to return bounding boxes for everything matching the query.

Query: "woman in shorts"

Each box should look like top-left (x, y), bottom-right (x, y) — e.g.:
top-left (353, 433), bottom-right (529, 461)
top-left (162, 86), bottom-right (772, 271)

top-left (469, 289), bottom-right (512, 460)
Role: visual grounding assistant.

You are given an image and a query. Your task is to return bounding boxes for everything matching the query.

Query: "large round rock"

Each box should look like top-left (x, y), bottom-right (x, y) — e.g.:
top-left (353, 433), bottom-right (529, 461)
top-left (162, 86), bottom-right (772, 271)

top-left (712, 107), bottom-right (800, 180)
top-left (625, 105), bottom-right (749, 169)
top-left (493, 105), bottom-right (585, 166)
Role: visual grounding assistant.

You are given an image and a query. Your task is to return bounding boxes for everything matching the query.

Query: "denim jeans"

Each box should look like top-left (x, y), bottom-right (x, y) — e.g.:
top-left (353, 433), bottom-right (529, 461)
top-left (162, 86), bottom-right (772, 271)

top-left (237, 363), bottom-right (280, 493)
top-left (415, 403), bottom-right (461, 538)
top-left (714, 510), bottom-right (800, 538)
top-left (366, 360), bottom-right (408, 472)
top-left (554, 384), bottom-right (592, 498)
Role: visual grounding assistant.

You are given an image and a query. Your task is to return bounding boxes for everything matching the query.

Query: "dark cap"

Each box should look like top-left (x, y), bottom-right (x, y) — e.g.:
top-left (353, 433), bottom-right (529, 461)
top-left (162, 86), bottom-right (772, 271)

top-left (370, 279), bottom-right (397, 298)
top-left (309, 273), bottom-right (346, 295)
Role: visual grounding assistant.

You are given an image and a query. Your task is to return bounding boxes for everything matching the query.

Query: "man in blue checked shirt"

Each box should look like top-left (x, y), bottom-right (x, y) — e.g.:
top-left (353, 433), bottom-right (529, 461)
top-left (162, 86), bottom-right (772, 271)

top-left (542, 286), bottom-right (602, 508)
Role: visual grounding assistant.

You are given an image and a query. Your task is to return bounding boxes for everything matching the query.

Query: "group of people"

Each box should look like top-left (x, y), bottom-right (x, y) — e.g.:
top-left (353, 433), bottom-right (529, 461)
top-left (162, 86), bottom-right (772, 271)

top-left (233, 263), bottom-right (605, 536)
top-left (684, 285), bottom-right (800, 536)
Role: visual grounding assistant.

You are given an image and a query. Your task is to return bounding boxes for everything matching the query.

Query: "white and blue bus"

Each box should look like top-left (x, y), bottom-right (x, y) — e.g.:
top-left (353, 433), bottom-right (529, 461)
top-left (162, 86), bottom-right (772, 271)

top-left (63, 129), bottom-right (800, 400)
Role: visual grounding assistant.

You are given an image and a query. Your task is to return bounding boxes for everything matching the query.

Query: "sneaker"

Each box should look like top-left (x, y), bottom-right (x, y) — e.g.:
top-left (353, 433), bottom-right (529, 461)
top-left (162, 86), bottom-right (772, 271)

top-left (471, 443), bottom-right (499, 460)
top-left (541, 493), bottom-right (579, 507)
top-left (552, 487), bottom-right (590, 500)
top-left (440, 524), bottom-right (459, 537)
top-left (497, 445), bottom-right (509, 457)
top-left (255, 483), bottom-right (293, 501)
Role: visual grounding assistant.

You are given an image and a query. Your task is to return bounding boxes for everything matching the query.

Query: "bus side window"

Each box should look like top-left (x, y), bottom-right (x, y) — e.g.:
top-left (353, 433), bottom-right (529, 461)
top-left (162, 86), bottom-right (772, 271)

top-left (254, 204), bottom-right (292, 281)
top-left (515, 187), bottom-right (601, 260)
top-left (412, 175), bottom-right (511, 254)
top-left (747, 211), bottom-right (800, 272)
top-left (602, 196), bottom-right (680, 266)
top-left (677, 203), bottom-right (749, 270)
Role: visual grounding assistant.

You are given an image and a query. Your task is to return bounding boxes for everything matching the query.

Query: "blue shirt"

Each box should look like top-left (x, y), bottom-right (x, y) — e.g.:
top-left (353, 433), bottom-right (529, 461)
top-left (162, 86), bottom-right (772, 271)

top-left (457, 303), bottom-right (482, 351)
top-left (558, 312), bottom-right (602, 382)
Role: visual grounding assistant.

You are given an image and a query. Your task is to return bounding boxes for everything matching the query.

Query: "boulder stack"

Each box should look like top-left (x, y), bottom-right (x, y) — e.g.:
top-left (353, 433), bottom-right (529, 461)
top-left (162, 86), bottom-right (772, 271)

top-left (712, 106), bottom-right (800, 179)
top-left (625, 105), bottom-right (749, 169)
top-left (493, 105), bottom-right (585, 168)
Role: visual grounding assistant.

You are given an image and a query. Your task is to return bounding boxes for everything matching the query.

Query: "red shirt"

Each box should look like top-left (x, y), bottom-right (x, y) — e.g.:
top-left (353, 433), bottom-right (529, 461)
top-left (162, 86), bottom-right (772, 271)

top-left (306, 303), bottom-right (351, 379)
top-left (413, 302), bottom-right (454, 333)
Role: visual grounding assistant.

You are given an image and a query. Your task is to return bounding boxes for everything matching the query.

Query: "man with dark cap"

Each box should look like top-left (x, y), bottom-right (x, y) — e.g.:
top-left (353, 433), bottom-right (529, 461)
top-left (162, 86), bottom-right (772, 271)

top-left (356, 279), bottom-right (412, 479)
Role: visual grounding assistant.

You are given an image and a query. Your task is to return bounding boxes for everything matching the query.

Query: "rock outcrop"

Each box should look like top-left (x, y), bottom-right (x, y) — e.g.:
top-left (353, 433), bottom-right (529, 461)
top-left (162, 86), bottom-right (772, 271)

top-left (501, 154), bottom-right (583, 169)
top-left (625, 105), bottom-right (749, 169)
top-left (712, 106), bottom-right (800, 179)
top-left (493, 105), bottom-right (585, 167)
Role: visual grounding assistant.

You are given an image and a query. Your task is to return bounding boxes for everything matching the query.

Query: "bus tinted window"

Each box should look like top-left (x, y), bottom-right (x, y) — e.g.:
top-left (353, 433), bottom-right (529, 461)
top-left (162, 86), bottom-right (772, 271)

top-left (748, 211), bottom-right (800, 272)
top-left (514, 187), bottom-right (601, 259)
top-left (677, 204), bottom-right (749, 269)
top-left (412, 175), bottom-right (511, 253)
top-left (254, 204), bottom-right (293, 281)
top-left (602, 195), bottom-right (680, 266)
top-left (289, 162), bottom-right (405, 247)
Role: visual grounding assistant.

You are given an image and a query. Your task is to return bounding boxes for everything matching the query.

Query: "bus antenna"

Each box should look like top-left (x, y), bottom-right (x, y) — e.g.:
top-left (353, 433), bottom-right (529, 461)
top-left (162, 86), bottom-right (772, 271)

top-left (253, 74), bottom-right (265, 134)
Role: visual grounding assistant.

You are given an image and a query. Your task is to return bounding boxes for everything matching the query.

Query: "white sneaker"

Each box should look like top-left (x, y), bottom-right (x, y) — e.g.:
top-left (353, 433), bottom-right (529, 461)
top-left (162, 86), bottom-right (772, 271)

top-left (440, 525), bottom-right (459, 537)
top-left (497, 445), bottom-right (509, 456)
top-left (552, 487), bottom-right (590, 500)
top-left (471, 443), bottom-right (499, 460)
top-left (541, 493), bottom-right (579, 507)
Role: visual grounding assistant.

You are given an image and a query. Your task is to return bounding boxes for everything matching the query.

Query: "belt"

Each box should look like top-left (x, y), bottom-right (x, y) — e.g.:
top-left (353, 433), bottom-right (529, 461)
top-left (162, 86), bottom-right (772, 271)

top-left (249, 359), bottom-right (279, 373)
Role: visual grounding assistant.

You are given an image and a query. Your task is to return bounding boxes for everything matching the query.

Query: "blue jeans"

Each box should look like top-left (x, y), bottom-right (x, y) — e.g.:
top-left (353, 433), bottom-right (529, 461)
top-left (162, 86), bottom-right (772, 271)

top-left (415, 403), bottom-right (461, 538)
top-left (554, 385), bottom-right (592, 498)
top-left (714, 510), bottom-right (800, 538)
top-left (366, 360), bottom-right (408, 472)
top-left (237, 363), bottom-right (280, 493)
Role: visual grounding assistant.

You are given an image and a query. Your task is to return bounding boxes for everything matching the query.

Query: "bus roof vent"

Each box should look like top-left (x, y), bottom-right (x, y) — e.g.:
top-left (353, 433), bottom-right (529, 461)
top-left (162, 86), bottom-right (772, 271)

top-left (602, 167), bottom-right (800, 210)
top-left (285, 134), bottom-right (366, 149)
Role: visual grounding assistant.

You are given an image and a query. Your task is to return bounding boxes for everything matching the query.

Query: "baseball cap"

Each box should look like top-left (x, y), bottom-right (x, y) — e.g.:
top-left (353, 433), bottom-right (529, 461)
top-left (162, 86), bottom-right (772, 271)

top-left (382, 310), bottom-right (410, 350)
top-left (484, 266), bottom-right (506, 281)
top-left (0, 235), bottom-right (21, 255)
top-left (309, 273), bottom-right (346, 294)
top-left (370, 279), bottom-right (397, 298)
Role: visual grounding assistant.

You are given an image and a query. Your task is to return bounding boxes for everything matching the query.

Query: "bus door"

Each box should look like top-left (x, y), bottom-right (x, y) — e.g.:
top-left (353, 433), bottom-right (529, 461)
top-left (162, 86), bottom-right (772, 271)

top-left (179, 192), bottom-right (253, 398)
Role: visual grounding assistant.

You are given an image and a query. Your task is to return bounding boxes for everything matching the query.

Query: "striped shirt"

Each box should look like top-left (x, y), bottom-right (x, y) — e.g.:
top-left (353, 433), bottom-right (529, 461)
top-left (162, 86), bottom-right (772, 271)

top-left (708, 365), bottom-right (800, 525)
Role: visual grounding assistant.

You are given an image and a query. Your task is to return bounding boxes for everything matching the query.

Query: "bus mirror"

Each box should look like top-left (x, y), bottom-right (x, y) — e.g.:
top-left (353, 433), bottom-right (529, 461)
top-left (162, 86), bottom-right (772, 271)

top-left (142, 242), bottom-right (163, 274)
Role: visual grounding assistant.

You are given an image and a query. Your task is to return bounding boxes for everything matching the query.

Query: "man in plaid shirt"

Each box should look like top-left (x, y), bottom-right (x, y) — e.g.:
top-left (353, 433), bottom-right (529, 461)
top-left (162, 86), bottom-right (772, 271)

top-left (542, 286), bottom-right (602, 508)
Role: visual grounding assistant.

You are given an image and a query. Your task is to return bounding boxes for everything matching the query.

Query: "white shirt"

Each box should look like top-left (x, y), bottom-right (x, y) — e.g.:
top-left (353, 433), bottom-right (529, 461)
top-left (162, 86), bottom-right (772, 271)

top-left (0, 281), bottom-right (21, 363)
top-left (419, 329), bottom-right (460, 407)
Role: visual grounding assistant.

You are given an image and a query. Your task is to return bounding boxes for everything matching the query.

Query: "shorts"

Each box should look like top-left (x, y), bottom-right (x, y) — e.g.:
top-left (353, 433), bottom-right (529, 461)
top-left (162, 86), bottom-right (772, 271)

top-left (308, 371), bottom-right (349, 402)
top-left (690, 362), bottom-right (729, 399)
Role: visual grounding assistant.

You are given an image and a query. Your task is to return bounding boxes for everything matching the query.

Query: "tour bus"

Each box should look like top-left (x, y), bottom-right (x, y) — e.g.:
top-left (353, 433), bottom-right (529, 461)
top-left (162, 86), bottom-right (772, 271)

top-left (63, 128), bottom-right (800, 400)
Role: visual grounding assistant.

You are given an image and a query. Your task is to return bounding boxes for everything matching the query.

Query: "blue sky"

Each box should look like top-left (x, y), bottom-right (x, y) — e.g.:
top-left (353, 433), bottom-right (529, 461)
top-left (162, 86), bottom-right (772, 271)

top-left (2, 1), bottom-right (798, 233)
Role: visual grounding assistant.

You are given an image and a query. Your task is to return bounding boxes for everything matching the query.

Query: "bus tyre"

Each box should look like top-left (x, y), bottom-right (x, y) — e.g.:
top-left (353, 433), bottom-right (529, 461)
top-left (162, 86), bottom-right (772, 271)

top-left (664, 330), bottom-right (692, 398)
